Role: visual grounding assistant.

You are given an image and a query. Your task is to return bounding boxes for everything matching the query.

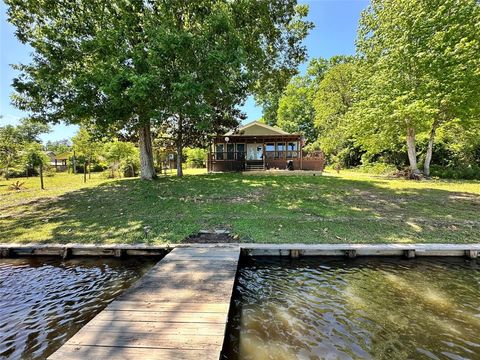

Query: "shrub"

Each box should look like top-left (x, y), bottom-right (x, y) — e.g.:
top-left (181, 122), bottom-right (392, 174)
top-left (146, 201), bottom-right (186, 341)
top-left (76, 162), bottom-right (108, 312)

top-left (357, 162), bottom-right (398, 175)
top-left (430, 165), bottom-right (480, 180)
top-left (183, 148), bottom-right (207, 168)
top-left (9, 181), bottom-right (26, 190)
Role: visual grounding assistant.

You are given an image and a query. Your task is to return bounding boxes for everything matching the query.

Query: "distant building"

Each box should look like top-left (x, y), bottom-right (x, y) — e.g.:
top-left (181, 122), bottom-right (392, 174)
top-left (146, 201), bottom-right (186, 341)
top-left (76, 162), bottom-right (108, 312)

top-left (45, 151), bottom-right (71, 171)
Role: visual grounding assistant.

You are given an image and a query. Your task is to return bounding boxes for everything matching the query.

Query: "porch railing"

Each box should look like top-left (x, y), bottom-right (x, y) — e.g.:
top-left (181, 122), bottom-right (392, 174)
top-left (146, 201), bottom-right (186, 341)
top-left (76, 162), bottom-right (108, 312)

top-left (212, 151), bottom-right (246, 161)
top-left (210, 150), bottom-right (301, 161)
top-left (264, 150), bottom-right (299, 159)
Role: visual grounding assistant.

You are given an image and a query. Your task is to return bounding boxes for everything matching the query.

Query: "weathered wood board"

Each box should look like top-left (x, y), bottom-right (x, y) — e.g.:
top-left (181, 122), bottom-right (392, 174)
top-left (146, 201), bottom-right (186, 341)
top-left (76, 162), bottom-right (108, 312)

top-left (48, 246), bottom-right (240, 360)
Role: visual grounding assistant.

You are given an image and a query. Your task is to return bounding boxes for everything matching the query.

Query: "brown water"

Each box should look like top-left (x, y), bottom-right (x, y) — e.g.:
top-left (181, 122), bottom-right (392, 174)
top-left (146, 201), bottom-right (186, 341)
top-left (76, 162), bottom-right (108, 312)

top-left (0, 257), bottom-right (157, 360)
top-left (223, 257), bottom-right (480, 360)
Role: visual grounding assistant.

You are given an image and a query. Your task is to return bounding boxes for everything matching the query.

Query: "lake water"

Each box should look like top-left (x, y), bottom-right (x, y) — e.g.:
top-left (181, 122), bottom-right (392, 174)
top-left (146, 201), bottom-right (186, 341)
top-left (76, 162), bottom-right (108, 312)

top-left (223, 257), bottom-right (480, 360)
top-left (0, 257), bottom-right (157, 360)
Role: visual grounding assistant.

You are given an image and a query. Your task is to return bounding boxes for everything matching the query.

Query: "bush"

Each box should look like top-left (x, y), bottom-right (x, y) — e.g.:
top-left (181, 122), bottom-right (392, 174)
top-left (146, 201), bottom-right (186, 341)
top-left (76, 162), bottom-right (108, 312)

top-left (430, 165), bottom-right (480, 180)
top-left (357, 162), bottom-right (398, 175)
top-left (183, 148), bottom-right (207, 168)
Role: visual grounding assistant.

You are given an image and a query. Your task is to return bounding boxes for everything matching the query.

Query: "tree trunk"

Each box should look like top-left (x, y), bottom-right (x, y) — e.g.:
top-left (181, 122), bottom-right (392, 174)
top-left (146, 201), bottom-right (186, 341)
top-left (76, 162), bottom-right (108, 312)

top-left (423, 120), bottom-right (439, 178)
top-left (83, 162), bottom-right (87, 183)
top-left (39, 164), bottom-right (44, 190)
top-left (73, 151), bottom-right (77, 174)
top-left (176, 116), bottom-right (183, 177)
top-left (406, 126), bottom-right (420, 175)
top-left (88, 161), bottom-right (91, 179)
top-left (138, 122), bottom-right (157, 180)
top-left (5, 166), bottom-right (9, 180)
top-left (176, 143), bottom-right (183, 177)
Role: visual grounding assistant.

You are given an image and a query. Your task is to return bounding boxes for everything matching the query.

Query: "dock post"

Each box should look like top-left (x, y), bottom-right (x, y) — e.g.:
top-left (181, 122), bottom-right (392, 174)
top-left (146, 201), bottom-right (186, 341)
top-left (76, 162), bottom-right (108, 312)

top-left (114, 249), bottom-right (125, 258)
top-left (346, 250), bottom-right (356, 258)
top-left (404, 249), bottom-right (416, 259)
top-left (0, 248), bottom-right (11, 258)
top-left (61, 247), bottom-right (71, 260)
top-left (465, 250), bottom-right (478, 259)
top-left (290, 249), bottom-right (300, 258)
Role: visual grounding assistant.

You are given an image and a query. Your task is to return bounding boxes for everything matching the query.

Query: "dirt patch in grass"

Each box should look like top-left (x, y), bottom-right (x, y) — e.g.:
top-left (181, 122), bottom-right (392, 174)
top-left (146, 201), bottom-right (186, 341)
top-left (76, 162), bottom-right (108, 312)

top-left (183, 231), bottom-right (238, 243)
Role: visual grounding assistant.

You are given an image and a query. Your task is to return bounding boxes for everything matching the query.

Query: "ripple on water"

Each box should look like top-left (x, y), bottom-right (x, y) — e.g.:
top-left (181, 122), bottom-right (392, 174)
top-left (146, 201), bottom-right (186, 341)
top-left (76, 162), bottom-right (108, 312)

top-left (223, 257), bottom-right (480, 360)
top-left (0, 257), bottom-right (156, 360)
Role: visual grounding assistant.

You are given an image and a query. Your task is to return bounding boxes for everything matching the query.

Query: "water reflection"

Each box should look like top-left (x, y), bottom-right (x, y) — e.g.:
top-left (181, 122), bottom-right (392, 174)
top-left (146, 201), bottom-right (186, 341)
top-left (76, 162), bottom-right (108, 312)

top-left (0, 257), bottom-right (156, 360)
top-left (223, 257), bottom-right (480, 360)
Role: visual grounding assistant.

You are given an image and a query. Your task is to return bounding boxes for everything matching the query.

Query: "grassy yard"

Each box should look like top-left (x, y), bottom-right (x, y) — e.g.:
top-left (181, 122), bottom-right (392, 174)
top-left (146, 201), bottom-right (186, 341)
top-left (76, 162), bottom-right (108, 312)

top-left (0, 170), bottom-right (479, 244)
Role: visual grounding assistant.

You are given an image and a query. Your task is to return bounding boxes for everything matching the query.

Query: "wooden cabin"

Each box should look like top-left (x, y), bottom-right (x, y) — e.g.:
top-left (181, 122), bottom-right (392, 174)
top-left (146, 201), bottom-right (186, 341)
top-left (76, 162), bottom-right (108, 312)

top-left (207, 121), bottom-right (325, 172)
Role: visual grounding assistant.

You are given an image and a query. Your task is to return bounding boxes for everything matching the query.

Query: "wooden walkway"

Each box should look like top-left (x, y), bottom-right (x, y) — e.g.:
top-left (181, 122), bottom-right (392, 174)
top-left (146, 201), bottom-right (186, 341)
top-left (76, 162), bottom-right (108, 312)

top-left (49, 246), bottom-right (240, 360)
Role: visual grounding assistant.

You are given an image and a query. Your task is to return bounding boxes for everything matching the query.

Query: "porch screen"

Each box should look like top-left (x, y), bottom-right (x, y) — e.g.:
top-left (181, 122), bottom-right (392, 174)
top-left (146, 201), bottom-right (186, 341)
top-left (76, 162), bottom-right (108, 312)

top-left (266, 143), bottom-right (275, 159)
top-left (236, 144), bottom-right (245, 160)
top-left (276, 142), bottom-right (285, 159)
top-left (216, 144), bottom-right (224, 160)
top-left (287, 142), bottom-right (298, 158)
top-left (227, 143), bottom-right (235, 160)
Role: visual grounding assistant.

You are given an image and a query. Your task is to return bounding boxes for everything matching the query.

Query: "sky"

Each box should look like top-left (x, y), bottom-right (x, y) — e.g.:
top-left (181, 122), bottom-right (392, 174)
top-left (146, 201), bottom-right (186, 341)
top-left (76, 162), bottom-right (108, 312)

top-left (0, 0), bottom-right (369, 143)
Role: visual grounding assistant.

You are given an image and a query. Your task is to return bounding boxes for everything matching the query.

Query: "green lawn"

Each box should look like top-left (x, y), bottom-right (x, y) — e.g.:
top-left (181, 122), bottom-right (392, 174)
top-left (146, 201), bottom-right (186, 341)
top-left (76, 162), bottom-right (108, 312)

top-left (0, 170), bottom-right (479, 244)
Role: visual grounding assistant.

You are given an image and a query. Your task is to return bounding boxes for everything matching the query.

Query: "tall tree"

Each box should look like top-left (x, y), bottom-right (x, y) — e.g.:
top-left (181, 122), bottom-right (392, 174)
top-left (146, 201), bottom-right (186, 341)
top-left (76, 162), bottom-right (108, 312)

top-left (6, 0), bottom-right (312, 180)
top-left (251, 3), bottom-right (313, 125)
top-left (277, 76), bottom-right (317, 143)
top-left (313, 62), bottom-right (356, 156)
top-left (277, 56), bottom-right (355, 145)
top-left (45, 139), bottom-right (71, 154)
top-left (355, 0), bottom-right (480, 176)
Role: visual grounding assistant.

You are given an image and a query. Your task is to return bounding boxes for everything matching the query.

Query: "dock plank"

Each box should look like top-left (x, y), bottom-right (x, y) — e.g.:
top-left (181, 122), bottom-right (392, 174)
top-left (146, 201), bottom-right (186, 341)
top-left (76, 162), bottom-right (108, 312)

top-left (49, 345), bottom-right (219, 360)
top-left (48, 246), bottom-right (240, 360)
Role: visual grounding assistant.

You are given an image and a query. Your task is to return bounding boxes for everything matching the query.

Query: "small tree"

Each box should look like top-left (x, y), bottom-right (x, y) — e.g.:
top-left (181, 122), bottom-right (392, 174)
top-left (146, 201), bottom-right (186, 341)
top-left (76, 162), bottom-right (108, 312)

top-left (0, 119), bottom-right (49, 179)
top-left (72, 127), bottom-right (103, 182)
top-left (103, 141), bottom-right (139, 178)
top-left (23, 143), bottom-right (49, 189)
top-left (0, 125), bottom-right (21, 180)
top-left (183, 148), bottom-right (207, 168)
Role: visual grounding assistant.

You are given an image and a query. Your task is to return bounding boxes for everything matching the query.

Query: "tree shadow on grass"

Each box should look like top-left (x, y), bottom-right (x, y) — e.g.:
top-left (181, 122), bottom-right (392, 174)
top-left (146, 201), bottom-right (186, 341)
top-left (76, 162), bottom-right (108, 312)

top-left (0, 173), bottom-right (479, 244)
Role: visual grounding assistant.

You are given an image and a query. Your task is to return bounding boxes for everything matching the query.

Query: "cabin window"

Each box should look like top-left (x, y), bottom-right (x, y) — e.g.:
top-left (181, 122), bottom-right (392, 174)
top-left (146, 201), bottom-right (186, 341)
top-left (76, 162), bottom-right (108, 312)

top-left (266, 143), bottom-right (275, 159)
top-left (216, 144), bottom-right (224, 160)
top-left (236, 144), bottom-right (245, 160)
top-left (227, 143), bottom-right (235, 160)
top-left (287, 142), bottom-right (298, 158)
top-left (276, 142), bottom-right (285, 159)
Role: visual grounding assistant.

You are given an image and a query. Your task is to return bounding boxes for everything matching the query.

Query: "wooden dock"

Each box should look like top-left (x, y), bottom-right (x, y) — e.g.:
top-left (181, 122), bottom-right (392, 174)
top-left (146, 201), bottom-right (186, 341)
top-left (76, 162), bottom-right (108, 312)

top-left (48, 246), bottom-right (240, 360)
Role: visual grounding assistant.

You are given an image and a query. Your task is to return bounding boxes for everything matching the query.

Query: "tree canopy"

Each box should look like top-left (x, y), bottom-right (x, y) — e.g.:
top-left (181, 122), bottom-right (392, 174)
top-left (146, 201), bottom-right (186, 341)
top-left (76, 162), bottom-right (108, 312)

top-left (0, 119), bottom-right (49, 179)
top-left (6, 0), bottom-right (312, 179)
top-left (354, 0), bottom-right (480, 175)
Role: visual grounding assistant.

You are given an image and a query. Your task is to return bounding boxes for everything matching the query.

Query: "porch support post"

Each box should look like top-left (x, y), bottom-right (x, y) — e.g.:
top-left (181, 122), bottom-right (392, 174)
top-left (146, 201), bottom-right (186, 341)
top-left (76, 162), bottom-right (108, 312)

top-left (300, 139), bottom-right (303, 170)
top-left (207, 139), bottom-right (212, 173)
top-left (262, 141), bottom-right (266, 170)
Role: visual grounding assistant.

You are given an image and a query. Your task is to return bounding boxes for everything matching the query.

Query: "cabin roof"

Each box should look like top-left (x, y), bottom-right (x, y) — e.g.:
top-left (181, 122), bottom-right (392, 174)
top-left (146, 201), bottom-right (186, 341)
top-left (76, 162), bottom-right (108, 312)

top-left (53, 152), bottom-right (72, 160)
top-left (225, 121), bottom-right (291, 136)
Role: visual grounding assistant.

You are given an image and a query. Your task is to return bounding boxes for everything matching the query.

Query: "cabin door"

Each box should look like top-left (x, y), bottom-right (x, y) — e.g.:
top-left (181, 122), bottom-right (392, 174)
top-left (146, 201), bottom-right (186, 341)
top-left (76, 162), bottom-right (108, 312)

top-left (247, 143), bottom-right (263, 160)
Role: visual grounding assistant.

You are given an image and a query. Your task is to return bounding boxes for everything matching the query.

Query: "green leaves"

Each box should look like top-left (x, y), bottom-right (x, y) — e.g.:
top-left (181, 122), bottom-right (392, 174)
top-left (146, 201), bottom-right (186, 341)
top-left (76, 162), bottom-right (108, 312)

top-left (22, 142), bottom-right (48, 168)
top-left (352, 0), bottom-right (480, 170)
